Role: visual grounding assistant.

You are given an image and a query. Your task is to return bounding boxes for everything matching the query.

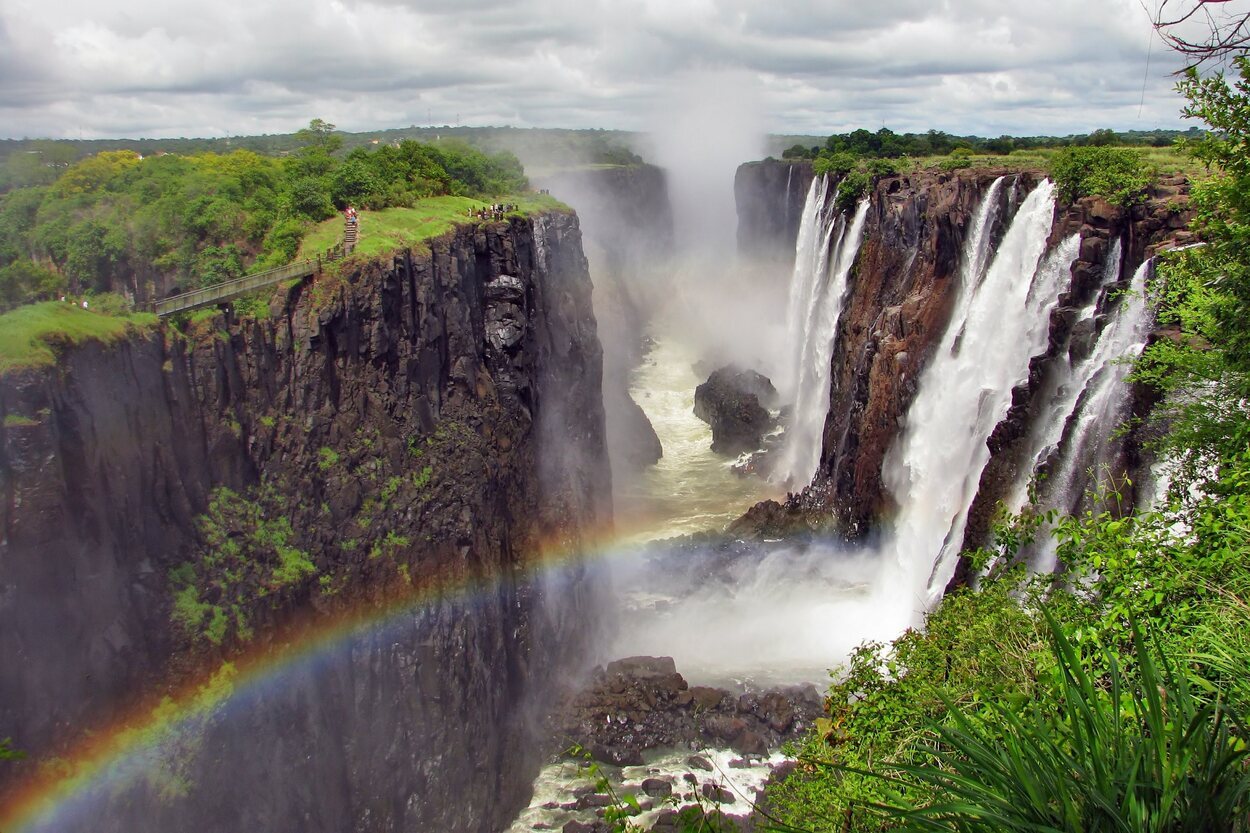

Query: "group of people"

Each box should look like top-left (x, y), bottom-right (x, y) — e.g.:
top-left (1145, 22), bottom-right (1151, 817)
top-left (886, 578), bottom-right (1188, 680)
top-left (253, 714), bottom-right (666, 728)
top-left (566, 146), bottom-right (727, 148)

top-left (343, 205), bottom-right (359, 225)
top-left (467, 203), bottom-right (517, 221)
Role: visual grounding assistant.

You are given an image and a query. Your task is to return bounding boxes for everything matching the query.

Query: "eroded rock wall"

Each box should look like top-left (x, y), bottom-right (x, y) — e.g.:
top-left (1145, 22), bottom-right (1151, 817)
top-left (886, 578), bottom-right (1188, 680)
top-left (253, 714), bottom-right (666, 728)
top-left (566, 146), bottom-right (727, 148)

top-left (734, 168), bottom-right (1190, 554)
top-left (536, 164), bottom-right (674, 477)
top-left (0, 213), bottom-right (609, 832)
top-left (734, 159), bottom-right (815, 267)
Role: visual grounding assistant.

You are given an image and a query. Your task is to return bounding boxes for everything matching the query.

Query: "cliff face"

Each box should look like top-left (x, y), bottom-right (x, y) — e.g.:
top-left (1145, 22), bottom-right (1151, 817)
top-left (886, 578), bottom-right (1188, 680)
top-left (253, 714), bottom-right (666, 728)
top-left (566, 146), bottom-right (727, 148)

top-left (815, 170), bottom-right (1031, 534)
top-left (734, 159), bottom-right (815, 266)
top-left (0, 213), bottom-right (609, 832)
top-left (951, 177), bottom-right (1193, 584)
top-left (734, 167), bottom-right (1191, 552)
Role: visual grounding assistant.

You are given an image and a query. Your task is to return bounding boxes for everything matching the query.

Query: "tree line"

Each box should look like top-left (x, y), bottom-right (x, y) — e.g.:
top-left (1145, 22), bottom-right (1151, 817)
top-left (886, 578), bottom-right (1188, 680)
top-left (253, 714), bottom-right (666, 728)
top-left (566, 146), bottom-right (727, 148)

top-left (781, 126), bottom-right (1203, 163)
top-left (0, 121), bottom-right (528, 310)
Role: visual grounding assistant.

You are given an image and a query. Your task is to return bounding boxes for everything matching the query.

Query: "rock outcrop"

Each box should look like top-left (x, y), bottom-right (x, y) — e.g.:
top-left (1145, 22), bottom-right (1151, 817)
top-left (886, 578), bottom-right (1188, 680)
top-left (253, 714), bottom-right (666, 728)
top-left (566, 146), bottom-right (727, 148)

top-left (550, 656), bottom-right (822, 766)
top-left (0, 213), bottom-right (610, 833)
top-left (537, 164), bottom-right (675, 478)
top-left (693, 366), bottom-right (777, 456)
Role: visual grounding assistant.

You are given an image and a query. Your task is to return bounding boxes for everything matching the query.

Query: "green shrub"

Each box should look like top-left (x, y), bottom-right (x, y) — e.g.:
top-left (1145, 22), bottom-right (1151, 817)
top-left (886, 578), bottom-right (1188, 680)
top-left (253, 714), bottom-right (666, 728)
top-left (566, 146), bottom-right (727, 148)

top-left (317, 446), bottom-right (340, 471)
top-left (835, 169), bottom-right (871, 212)
top-left (857, 614), bottom-right (1250, 833)
top-left (169, 485), bottom-right (316, 647)
top-left (814, 151), bottom-right (858, 177)
top-left (1049, 146), bottom-right (1152, 206)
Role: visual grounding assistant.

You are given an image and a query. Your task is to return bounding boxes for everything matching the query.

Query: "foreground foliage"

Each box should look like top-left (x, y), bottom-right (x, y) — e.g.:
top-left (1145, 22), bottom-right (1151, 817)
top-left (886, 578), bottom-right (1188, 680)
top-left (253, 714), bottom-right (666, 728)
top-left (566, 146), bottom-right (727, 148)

top-left (855, 616), bottom-right (1250, 832)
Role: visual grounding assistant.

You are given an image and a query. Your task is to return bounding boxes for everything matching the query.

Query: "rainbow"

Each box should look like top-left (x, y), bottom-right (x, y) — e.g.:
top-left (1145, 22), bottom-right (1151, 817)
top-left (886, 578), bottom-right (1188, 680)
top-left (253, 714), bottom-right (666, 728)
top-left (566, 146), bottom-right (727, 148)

top-left (0, 521), bottom-right (655, 833)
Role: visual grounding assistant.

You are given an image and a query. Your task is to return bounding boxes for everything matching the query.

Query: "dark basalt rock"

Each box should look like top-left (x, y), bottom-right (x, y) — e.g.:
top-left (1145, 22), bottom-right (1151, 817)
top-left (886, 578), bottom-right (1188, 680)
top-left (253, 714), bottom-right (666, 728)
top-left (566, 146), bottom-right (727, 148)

top-left (550, 655), bottom-right (822, 767)
top-left (0, 213), bottom-right (610, 833)
top-left (694, 366), bottom-right (777, 455)
top-left (735, 159), bottom-right (816, 266)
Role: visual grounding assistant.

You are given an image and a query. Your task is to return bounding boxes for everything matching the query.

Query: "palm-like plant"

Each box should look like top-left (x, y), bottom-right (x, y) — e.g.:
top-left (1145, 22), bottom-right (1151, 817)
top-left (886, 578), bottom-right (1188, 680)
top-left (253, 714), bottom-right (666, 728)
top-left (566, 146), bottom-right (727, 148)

top-left (829, 612), bottom-right (1250, 833)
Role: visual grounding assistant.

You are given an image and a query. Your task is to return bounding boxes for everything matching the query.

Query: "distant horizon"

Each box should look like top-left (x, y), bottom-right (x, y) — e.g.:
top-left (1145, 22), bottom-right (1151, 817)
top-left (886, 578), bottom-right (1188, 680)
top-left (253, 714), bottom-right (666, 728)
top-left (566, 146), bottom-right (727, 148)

top-left (0, 121), bottom-right (1202, 145)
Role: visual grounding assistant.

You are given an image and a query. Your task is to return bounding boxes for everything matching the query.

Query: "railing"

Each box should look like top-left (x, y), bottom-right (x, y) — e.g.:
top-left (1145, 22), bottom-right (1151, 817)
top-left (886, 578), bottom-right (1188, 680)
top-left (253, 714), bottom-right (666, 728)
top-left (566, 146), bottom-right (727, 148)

top-left (152, 240), bottom-right (351, 317)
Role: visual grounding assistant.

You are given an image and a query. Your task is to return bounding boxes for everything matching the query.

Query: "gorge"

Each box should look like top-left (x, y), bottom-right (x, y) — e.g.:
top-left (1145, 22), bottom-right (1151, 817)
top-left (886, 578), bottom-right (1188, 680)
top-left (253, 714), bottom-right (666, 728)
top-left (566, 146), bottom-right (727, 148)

top-left (0, 149), bottom-right (1196, 833)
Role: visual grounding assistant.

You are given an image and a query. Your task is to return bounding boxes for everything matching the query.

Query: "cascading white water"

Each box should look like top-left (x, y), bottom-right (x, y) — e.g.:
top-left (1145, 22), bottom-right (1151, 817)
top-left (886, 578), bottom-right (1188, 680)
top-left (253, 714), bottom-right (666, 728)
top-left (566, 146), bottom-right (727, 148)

top-left (783, 164), bottom-right (794, 233)
top-left (775, 177), bottom-right (870, 486)
top-left (1024, 255), bottom-right (1156, 572)
top-left (1003, 240), bottom-right (1124, 516)
top-left (880, 179), bottom-right (1078, 607)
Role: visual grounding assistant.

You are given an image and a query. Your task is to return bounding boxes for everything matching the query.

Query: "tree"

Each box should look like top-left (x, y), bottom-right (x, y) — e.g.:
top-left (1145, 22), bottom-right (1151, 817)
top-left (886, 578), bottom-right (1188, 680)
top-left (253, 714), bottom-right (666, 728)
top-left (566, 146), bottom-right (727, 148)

top-left (1173, 58), bottom-right (1250, 375)
top-left (294, 118), bottom-right (343, 155)
top-left (1154, 0), bottom-right (1250, 70)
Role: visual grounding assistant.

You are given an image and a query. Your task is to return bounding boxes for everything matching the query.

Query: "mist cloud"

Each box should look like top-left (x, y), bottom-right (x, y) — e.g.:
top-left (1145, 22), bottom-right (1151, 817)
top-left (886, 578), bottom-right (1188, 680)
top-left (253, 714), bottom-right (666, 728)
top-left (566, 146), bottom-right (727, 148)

top-left (0, 0), bottom-right (1197, 139)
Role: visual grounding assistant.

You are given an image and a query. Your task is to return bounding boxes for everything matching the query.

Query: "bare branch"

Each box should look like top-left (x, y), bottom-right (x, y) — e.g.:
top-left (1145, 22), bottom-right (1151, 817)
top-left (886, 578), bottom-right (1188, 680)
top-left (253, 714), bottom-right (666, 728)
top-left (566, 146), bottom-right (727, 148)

top-left (1152, 0), bottom-right (1250, 71)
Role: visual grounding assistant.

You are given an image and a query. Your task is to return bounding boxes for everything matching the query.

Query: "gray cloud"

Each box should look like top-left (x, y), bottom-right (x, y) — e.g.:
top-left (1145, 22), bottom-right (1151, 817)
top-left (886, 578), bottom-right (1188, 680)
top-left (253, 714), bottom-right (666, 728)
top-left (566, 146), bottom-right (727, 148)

top-left (0, 0), bottom-right (1202, 140)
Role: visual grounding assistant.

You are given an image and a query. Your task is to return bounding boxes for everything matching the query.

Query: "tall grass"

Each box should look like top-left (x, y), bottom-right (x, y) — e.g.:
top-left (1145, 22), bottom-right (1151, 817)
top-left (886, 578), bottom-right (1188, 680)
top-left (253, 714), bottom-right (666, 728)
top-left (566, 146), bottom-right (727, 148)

top-left (829, 612), bottom-right (1250, 833)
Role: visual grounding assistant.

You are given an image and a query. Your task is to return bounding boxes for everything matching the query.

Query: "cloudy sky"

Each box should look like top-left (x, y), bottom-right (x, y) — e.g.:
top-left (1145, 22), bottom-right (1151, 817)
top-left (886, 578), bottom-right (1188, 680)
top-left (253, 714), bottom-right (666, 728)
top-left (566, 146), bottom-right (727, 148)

top-left (0, 0), bottom-right (1218, 140)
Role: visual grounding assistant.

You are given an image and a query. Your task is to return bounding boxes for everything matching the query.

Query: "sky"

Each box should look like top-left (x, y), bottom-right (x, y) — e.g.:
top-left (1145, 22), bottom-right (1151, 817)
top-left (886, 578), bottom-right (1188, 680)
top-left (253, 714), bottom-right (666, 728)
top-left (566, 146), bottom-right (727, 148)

top-left (0, 0), bottom-right (1219, 140)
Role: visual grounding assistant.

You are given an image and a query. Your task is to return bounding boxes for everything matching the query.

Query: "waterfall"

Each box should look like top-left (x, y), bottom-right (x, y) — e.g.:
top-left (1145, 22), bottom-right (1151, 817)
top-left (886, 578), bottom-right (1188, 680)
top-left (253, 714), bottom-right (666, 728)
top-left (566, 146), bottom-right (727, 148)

top-left (776, 176), bottom-right (870, 486)
top-left (783, 164), bottom-right (794, 233)
top-left (1022, 255), bottom-right (1156, 572)
top-left (1005, 240), bottom-right (1123, 516)
top-left (880, 179), bottom-right (1076, 606)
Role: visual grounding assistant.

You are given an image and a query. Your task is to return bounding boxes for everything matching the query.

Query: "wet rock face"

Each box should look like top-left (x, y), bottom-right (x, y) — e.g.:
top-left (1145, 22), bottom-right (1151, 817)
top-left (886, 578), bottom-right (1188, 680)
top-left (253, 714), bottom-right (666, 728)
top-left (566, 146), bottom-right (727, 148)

top-left (814, 169), bottom-right (1031, 535)
top-left (736, 168), bottom-right (1194, 547)
top-left (693, 366), bottom-right (777, 456)
top-left (550, 655), bottom-right (822, 766)
top-left (605, 382), bottom-right (663, 471)
top-left (737, 168), bottom-right (1025, 537)
top-left (0, 214), bottom-right (610, 832)
top-left (735, 160), bottom-right (816, 265)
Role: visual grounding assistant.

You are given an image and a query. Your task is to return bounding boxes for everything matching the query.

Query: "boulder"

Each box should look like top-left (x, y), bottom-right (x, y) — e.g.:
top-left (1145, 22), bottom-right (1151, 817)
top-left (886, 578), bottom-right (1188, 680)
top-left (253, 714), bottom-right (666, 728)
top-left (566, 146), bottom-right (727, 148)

top-left (641, 778), bottom-right (674, 798)
top-left (693, 365), bottom-right (776, 455)
top-left (701, 783), bottom-right (736, 804)
top-left (687, 755), bottom-right (714, 771)
top-left (607, 656), bottom-right (678, 678)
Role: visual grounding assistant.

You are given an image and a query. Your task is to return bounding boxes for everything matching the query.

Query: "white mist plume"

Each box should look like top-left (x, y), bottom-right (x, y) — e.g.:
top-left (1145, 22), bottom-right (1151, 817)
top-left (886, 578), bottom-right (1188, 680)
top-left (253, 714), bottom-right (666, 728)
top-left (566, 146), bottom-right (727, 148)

top-left (637, 69), bottom-right (788, 372)
top-left (642, 68), bottom-right (765, 255)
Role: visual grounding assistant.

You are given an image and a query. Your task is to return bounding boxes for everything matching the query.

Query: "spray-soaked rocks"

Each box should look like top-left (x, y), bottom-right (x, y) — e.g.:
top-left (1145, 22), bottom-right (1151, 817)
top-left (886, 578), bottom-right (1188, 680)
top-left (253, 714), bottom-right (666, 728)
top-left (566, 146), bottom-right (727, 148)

top-left (551, 655), bottom-right (821, 766)
top-left (693, 366), bottom-right (778, 455)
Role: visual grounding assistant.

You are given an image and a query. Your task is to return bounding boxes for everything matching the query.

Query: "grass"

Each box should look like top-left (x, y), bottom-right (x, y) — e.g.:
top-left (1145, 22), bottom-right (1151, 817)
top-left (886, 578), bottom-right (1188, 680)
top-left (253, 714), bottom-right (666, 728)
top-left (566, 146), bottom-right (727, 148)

top-left (297, 192), bottom-right (570, 261)
top-left (0, 301), bottom-right (158, 375)
top-left (900, 146), bottom-right (1208, 180)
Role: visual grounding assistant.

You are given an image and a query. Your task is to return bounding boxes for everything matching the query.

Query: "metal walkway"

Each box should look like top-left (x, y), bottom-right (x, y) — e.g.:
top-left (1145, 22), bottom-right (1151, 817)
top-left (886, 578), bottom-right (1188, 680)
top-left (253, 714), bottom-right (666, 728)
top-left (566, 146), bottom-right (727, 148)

top-left (153, 227), bottom-right (354, 317)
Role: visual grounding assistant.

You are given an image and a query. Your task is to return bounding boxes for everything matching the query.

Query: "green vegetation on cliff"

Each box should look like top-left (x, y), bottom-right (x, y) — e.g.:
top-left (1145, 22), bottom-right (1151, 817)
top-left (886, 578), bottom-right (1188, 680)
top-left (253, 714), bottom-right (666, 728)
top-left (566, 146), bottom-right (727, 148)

top-left (297, 192), bottom-right (567, 260)
top-left (0, 301), bottom-right (156, 374)
top-left (782, 125), bottom-right (1204, 188)
top-left (1048, 146), bottom-right (1154, 206)
top-left (0, 122), bottom-right (531, 311)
